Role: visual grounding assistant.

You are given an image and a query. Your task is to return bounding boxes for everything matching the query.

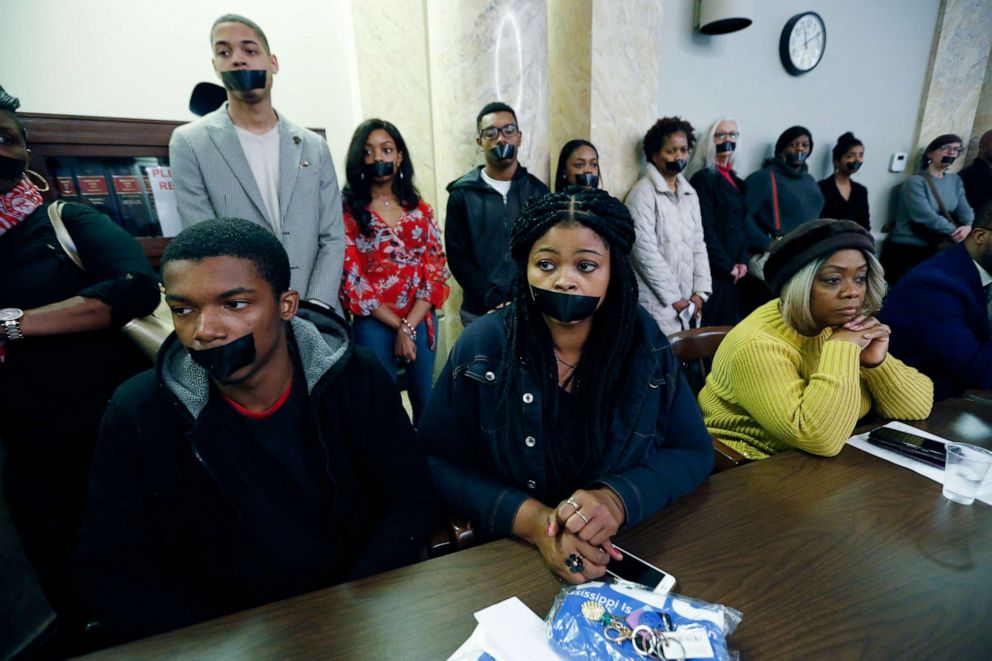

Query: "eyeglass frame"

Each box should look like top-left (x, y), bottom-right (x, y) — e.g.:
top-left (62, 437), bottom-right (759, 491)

top-left (714, 131), bottom-right (740, 140)
top-left (479, 123), bottom-right (520, 141)
top-left (935, 145), bottom-right (964, 155)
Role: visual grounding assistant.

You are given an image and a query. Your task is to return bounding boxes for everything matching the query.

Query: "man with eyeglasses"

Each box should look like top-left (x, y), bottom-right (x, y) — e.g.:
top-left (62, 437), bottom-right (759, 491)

top-left (445, 102), bottom-right (549, 326)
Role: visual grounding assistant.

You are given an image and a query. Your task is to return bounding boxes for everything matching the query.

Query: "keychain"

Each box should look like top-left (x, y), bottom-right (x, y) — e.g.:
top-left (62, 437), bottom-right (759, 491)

top-left (581, 601), bottom-right (687, 660)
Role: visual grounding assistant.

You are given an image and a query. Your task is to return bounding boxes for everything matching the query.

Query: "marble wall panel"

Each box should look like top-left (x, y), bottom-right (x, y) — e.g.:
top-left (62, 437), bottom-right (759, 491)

top-left (352, 0), bottom-right (437, 207)
top-left (917, 0), bottom-right (992, 173)
top-left (589, 0), bottom-right (664, 199)
top-left (426, 0), bottom-right (551, 214)
top-left (425, 0), bottom-right (550, 348)
top-left (967, 45), bottom-right (992, 161)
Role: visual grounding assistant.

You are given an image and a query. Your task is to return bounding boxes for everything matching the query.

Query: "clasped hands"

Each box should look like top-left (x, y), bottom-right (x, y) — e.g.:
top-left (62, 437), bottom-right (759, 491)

top-left (829, 314), bottom-right (890, 367)
top-left (535, 488), bottom-right (626, 583)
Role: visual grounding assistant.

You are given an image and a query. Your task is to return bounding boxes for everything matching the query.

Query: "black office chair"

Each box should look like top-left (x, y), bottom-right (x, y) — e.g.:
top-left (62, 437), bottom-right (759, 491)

top-left (189, 82), bottom-right (227, 117)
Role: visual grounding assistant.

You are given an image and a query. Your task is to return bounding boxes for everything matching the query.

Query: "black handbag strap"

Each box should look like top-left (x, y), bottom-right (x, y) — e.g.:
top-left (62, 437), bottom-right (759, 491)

top-left (922, 173), bottom-right (959, 227)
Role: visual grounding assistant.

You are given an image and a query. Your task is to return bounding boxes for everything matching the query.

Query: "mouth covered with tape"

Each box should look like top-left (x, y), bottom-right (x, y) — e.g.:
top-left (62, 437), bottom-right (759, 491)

top-left (220, 69), bottom-right (268, 91)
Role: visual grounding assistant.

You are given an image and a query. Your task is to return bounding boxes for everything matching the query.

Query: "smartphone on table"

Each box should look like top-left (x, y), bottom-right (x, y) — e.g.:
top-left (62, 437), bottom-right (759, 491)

top-left (867, 427), bottom-right (946, 468)
top-left (605, 544), bottom-right (677, 594)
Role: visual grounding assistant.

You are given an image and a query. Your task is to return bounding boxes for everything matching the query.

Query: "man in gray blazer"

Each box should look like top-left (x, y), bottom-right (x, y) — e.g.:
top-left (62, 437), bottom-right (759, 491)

top-left (169, 13), bottom-right (344, 311)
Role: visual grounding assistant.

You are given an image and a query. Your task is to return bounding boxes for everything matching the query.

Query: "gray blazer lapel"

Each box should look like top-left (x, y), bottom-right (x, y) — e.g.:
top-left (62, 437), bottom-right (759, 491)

top-left (206, 107), bottom-right (270, 222)
top-left (278, 119), bottom-right (303, 223)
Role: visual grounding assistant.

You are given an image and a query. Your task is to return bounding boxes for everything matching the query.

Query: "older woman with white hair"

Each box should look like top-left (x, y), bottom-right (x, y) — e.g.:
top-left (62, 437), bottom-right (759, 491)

top-left (689, 118), bottom-right (749, 325)
top-left (698, 219), bottom-right (933, 460)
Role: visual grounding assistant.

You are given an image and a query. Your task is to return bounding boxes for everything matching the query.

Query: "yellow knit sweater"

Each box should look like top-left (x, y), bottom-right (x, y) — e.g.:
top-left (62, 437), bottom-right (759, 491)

top-left (698, 300), bottom-right (934, 459)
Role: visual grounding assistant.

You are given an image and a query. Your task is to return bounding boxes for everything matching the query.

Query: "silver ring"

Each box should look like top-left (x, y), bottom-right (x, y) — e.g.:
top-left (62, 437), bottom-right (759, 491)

top-left (574, 509), bottom-right (590, 524)
top-left (566, 497), bottom-right (581, 510)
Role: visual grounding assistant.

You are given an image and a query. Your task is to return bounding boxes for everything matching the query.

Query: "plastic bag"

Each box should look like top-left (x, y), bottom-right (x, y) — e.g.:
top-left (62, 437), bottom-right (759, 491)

top-left (545, 581), bottom-right (742, 660)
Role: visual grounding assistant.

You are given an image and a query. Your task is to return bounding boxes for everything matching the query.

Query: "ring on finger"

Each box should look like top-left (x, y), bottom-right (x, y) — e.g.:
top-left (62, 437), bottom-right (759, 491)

top-left (574, 509), bottom-right (590, 524)
top-left (565, 553), bottom-right (585, 574)
top-left (566, 497), bottom-right (581, 510)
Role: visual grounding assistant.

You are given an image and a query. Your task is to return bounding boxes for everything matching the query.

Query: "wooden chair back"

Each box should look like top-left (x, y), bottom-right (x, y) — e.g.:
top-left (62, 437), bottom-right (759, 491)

top-left (667, 326), bottom-right (750, 472)
top-left (667, 326), bottom-right (732, 394)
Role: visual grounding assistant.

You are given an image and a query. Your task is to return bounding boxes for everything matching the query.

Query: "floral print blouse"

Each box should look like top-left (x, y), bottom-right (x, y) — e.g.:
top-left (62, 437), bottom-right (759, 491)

top-left (340, 199), bottom-right (450, 345)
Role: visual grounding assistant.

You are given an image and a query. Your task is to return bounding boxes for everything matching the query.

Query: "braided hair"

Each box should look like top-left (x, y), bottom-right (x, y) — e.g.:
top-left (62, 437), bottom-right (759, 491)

top-left (342, 119), bottom-right (420, 237)
top-left (501, 186), bottom-right (639, 483)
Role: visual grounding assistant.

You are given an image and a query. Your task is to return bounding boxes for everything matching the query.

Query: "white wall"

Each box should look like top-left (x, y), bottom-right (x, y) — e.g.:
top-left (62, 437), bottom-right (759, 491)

top-left (659, 0), bottom-right (941, 232)
top-left (0, 0), bottom-right (361, 177)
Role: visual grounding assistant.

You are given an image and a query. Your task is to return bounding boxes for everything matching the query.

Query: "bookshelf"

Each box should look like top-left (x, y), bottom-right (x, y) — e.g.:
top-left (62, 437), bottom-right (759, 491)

top-left (20, 112), bottom-right (325, 268)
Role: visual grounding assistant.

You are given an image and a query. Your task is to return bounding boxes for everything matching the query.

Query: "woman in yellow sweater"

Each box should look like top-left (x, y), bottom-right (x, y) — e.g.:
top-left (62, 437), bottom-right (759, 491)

top-left (698, 219), bottom-right (933, 459)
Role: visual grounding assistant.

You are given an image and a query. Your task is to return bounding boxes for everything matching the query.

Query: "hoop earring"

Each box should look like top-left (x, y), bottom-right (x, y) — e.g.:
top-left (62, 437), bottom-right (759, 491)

top-left (24, 169), bottom-right (51, 193)
top-left (399, 169), bottom-right (404, 181)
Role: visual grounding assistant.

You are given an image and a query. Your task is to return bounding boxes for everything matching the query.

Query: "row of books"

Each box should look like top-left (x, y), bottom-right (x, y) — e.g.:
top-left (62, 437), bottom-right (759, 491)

top-left (45, 156), bottom-right (178, 237)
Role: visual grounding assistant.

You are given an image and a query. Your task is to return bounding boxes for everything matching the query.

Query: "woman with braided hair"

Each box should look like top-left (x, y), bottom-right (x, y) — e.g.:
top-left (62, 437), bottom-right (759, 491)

top-left (419, 187), bottom-right (713, 583)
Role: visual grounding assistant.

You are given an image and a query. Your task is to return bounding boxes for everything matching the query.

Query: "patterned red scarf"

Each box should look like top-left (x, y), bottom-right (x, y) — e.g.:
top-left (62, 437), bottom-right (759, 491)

top-left (0, 177), bottom-right (43, 236)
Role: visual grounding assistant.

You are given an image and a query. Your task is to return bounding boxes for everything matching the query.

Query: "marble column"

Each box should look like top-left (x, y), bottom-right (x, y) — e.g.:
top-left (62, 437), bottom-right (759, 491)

top-left (351, 0), bottom-right (437, 207)
top-left (426, 0), bottom-right (551, 208)
top-left (547, 0), bottom-right (592, 186)
top-left (425, 0), bottom-right (551, 350)
top-left (916, 0), bottom-right (992, 172)
top-left (588, 0), bottom-right (664, 198)
top-left (967, 46), bottom-right (992, 161)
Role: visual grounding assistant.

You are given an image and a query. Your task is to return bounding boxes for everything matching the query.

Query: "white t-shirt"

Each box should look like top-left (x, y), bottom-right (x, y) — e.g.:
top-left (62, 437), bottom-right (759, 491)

top-left (480, 168), bottom-right (512, 202)
top-left (234, 124), bottom-right (282, 235)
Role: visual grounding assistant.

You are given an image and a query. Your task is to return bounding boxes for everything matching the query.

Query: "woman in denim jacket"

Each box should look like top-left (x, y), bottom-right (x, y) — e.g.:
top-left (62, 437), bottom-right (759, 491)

top-left (419, 187), bottom-right (713, 583)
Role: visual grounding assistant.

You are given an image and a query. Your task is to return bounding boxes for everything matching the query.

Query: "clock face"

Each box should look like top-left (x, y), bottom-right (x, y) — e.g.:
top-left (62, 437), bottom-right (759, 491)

top-left (781, 12), bottom-right (826, 75)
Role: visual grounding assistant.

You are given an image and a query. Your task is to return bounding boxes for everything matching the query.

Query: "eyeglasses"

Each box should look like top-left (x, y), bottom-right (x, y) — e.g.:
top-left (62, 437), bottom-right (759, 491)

top-left (937, 145), bottom-right (963, 155)
top-left (479, 124), bottom-right (519, 140)
top-left (714, 131), bottom-right (739, 140)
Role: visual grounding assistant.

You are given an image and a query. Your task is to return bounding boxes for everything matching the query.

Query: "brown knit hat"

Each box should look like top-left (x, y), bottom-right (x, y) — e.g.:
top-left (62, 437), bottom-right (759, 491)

top-left (765, 219), bottom-right (876, 295)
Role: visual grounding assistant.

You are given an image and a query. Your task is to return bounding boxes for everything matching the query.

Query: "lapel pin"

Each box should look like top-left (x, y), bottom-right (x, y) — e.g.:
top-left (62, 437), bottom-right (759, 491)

top-left (300, 161), bottom-right (310, 168)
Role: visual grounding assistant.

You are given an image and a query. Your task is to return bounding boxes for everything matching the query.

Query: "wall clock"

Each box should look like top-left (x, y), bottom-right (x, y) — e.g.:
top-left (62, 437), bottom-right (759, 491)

top-left (780, 12), bottom-right (826, 75)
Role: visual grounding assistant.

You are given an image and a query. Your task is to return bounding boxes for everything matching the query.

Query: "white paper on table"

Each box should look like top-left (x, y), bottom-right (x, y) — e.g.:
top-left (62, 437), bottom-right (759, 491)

top-left (847, 421), bottom-right (992, 506)
top-left (446, 596), bottom-right (557, 661)
top-left (145, 166), bottom-right (183, 237)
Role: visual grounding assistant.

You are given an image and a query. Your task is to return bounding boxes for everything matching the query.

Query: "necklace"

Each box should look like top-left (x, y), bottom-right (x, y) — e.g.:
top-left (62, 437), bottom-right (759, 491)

top-left (554, 350), bottom-right (579, 370)
top-left (372, 196), bottom-right (396, 207)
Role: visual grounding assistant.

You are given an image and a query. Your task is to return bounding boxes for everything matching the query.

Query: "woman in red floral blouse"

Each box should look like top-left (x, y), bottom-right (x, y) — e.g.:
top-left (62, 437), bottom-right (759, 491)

top-left (341, 119), bottom-right (449, 422)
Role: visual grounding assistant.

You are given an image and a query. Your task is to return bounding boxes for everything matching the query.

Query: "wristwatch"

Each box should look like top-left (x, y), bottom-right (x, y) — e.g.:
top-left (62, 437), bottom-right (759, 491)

top-left (0, 308), bottom-right (25, 341)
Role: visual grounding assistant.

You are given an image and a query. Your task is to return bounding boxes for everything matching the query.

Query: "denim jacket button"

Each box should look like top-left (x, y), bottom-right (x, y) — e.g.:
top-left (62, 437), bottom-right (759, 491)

top-left (485, 371), bottom-right (496, 382)
top-left (522, 393), bottom-right (534, 404)
top-left (525, 435), bottom-right (536, 447)
top-left (526, 479), bottom-right (537, 489)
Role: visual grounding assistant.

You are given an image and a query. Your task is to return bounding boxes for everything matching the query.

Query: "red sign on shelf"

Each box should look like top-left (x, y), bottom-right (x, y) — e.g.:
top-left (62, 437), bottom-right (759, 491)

top-left (78, 176), bottom-right (109, 195)
top-left (112, 175), bottom-right (142, 194)
top-left (56, 177), bottom-right (77, 196)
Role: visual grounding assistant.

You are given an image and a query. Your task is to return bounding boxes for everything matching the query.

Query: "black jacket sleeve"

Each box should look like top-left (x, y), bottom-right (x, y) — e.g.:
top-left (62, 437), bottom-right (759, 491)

top-left (73, 382), bottom-right (217, 645)
top-left (62, 203), bottom-right (161, 326)
top-left (445, 189), bottom-right (492, 311)
top-left (344, 350), bottom-right (437, 579)
top-left (692, 172), bottom-right (734, 276)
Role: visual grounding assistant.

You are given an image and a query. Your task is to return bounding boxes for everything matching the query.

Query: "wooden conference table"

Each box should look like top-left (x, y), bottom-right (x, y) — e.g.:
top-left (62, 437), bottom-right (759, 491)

top-left (92, 399), bottom-right (992, 659)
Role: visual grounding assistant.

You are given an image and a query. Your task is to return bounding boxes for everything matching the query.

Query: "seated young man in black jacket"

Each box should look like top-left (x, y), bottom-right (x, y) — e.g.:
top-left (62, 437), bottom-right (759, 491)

top-left (445, 101), bottom-right (549, 326)
top-left (74, 218), bottom-right (435, 646)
